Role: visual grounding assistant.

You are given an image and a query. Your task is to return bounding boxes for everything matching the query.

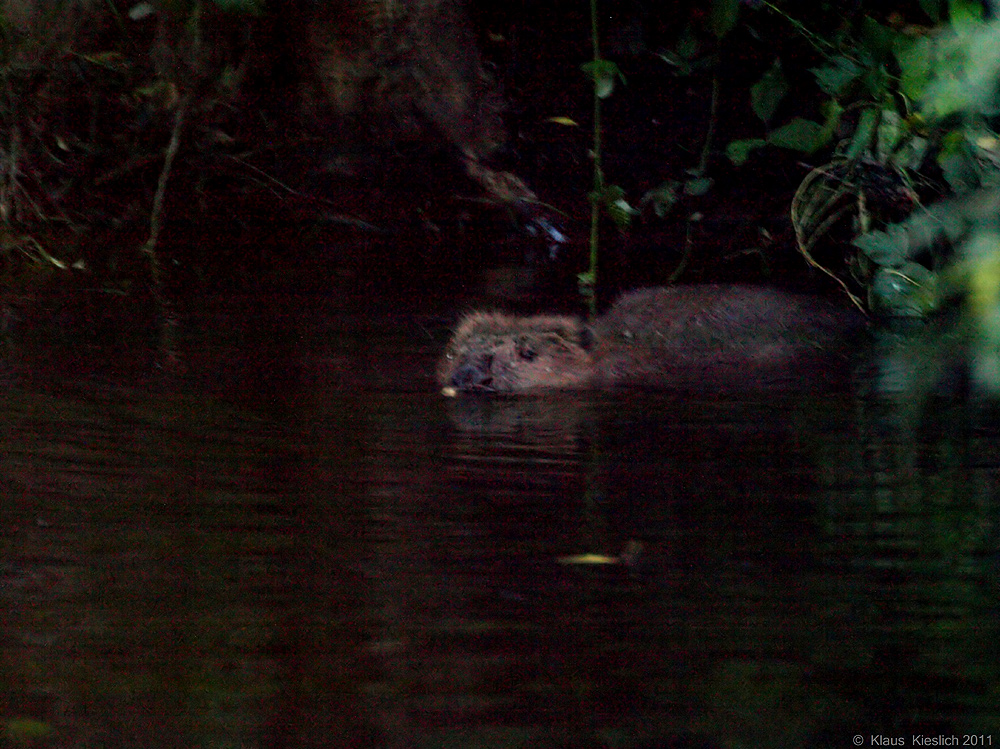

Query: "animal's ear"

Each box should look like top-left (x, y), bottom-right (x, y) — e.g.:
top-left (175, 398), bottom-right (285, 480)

top-left (541, 317), bottom-right (591, 349)
top-left (532, 316), bottom-right (586, 342)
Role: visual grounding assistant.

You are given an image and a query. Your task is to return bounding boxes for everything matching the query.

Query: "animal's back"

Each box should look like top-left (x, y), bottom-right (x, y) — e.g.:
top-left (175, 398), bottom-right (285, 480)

top-left (591, 286), bottom-right (858, 389)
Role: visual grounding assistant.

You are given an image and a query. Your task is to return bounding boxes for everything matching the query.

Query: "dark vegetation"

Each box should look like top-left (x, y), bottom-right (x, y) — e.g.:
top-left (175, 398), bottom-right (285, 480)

top-left (2, 0), bottom-right (1000, 385)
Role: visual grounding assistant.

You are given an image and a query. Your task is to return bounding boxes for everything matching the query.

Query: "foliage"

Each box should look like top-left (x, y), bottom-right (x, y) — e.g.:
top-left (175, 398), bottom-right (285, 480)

top-left (728, 0), bottom-right (1000, 388)
top-left (577, 0), bottom-right (636, 314)
top-left (622, 0), bottom-right (744, 279)
top-left (569, 0), bottom-right (753, 292)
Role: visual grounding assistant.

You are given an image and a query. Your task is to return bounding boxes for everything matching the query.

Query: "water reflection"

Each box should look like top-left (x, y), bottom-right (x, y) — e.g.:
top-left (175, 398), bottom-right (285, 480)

top-left (1, 305), bottom-right (998, 748)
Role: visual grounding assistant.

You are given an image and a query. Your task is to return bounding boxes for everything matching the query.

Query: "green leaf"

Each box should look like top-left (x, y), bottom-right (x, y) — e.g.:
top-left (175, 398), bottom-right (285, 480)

top-left (590, 183), bottom-right (635, 229)
top-left (659, 25), bottom-right (702, 75)
top-left (869, 263), bottom-right (940, 317)
top-left (751, 59), bottom-right (786, 123)
top-left (964, 28), bottom-right (1000, 115)
top-left (598, 184), bottom-right (626, 205)
top-left (685, 177), bottom-right (714, 196)
top-left (861, 65), bottom-right (891, 99)
top-left (640, 180), bottom-right (681, 217)
top-left (607, 197), bottom-right (637, 230)
top-left (845, 107), bottom-right (879, 160)
top-left (818, 99), bottom-right (844, 149)
top-left (582, 59), bottom-right (622, 80)
top-left (595, 77), bottom-right (615, 99)
top-left (896, 36), bottom-right (934, 101)
top-left (915, 205), bottom-right (966, 248)
top-left (676, 25), bottom-right (700, 60)
top-left (854, 226), bottom-right (911, 267)
top-left (767, 118), bottom-right (824, 152)
top-left (710, 0), bottom-right (739, 39)
top-left (875, 108), bottom-right (907, 160)
top-left (923, 80), bottom-right (968, 119)
top-left (855, 207), bottom-right (959, 268)
top-left (582, 59), bottom-right (625, 99)
top-left (938, 131), bottom-right (980, 192)
top-left (726, 138), bottom-right (767, 165)
top-left (918, 0), bottom-right (943, 23)
top-left (949, 0), bottom-right (983, 33)
top-left (128, 2), bottom-right (155, 20)
top-left (859, 18), bottom-right (897, 66)
top-left (922, 24), bottom-right (1000, 119)
top-left (890, 132), bottom-right (929, 172)
top-left (810, 56), bottom-right (861, 97)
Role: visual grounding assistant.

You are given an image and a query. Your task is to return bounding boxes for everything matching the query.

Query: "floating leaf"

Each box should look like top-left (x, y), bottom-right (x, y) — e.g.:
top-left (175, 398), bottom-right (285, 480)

top-left (546, 116), bottom-right (579, 126)
top-left (557, 553), bottom-right (620, 565)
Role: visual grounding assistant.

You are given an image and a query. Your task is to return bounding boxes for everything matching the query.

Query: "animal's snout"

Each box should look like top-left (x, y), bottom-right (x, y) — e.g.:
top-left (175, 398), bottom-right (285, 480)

top-left (449, 355), bottom-right (495, 391)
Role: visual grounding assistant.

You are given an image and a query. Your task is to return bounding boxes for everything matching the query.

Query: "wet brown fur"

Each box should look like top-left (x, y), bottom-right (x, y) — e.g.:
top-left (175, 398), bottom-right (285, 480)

top-left (438, 286), bottom-right (858, 392)
top-left (438, 312), bottom-right (593, 393)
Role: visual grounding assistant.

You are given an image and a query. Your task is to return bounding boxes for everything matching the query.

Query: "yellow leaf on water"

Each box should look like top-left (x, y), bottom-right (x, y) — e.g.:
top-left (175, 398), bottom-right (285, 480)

top-left (557, 553), bottom-right (620, 565)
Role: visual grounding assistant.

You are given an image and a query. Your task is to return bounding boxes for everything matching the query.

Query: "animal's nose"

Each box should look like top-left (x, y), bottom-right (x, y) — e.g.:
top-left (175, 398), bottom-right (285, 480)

top-left (450, 356), bottom-right (494, 390)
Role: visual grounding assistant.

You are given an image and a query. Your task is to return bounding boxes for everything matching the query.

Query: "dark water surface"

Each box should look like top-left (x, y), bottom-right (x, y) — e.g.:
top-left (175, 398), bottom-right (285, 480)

top-left (2, 292), bottom-right (999, 748)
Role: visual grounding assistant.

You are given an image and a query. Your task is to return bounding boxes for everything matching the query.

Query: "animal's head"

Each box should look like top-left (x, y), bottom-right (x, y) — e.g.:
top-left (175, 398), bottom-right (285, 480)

top-left (438, 312), bottom-right (593, 393)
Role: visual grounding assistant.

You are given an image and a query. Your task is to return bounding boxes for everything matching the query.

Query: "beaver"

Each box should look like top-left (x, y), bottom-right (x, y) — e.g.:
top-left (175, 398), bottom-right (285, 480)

top-left (438, 286), bottom-right (861, 393)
